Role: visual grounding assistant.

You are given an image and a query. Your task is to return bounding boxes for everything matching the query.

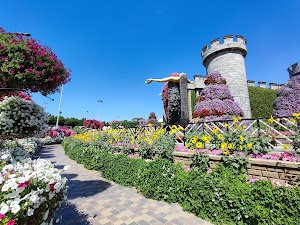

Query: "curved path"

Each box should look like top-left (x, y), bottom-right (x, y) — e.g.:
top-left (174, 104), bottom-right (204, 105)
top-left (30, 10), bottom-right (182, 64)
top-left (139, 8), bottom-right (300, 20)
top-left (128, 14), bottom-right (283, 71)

top-left (36, 144), bottom-right (213, 225)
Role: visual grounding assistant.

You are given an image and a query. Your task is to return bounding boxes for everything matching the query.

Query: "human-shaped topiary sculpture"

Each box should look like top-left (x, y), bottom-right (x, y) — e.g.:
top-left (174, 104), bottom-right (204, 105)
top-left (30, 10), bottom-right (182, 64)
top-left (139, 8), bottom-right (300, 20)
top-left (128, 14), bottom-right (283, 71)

top-left (193, 72), bottom-right (244, 121)
top-left (146, 72), bottom-right (191, 126)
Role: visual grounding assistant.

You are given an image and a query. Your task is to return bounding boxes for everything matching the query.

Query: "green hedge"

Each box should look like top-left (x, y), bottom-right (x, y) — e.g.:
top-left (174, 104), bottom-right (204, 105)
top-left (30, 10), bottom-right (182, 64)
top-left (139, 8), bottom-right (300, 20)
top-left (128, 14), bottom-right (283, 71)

top-left (248, 86), bottom-right (277, 118)
top-left (62, 137), bottom-right (300, 225)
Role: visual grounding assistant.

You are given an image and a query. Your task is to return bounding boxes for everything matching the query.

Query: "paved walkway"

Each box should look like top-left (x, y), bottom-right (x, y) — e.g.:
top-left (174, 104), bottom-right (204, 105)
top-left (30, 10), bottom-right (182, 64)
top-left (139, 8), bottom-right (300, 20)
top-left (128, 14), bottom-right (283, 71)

top-left (36, 145), bottom-right (213, 225)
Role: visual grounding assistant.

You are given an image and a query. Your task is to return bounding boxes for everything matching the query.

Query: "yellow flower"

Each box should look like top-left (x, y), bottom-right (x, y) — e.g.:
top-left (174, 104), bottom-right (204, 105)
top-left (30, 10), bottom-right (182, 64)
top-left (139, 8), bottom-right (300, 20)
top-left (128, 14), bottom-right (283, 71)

top-left (186, 143), bottom-right (191, 148)
top-left (190, 148), bottom-right (195, 152)
top-left (233, 117), bottom-right (239, 123)
top-left (239, 135), bottom-right (244, 142)
top-left (218, 133), bottom-right (224, 140)
top-left (283, 144), bottom-right (289, 150)
top-left (224, 123), bottom-right (229, 128)
top-left (293, 112), bottom-right (300, 120)
top-left (221, 142), bottom-right (227, 149)
top-left (228, 143), bottom-right (234, 149)
top-left (247, 143), bottom-right (253, 148)
top-left (196, 142), bottom-right (203, 149)
top-left (268, 116), bottom-right (274, 123)
top-left (239, 145), bottom-right (243, 151)
top-left (191, 139), bottom-right (197, 144)
top-left (172, 125), bottom-right (177, 129)
top-left (276, 118), bottom-right (280, 122)
top-left (212, 126), bottom-right (219, 133)
top-left (290, 118), bottom-right (296, 124)
top-left (222, 149), bottom-right (229, 155)
top-left (193, 136), bottom-right (198, 141)
top-left (148, 123), bottom-right (152, 127)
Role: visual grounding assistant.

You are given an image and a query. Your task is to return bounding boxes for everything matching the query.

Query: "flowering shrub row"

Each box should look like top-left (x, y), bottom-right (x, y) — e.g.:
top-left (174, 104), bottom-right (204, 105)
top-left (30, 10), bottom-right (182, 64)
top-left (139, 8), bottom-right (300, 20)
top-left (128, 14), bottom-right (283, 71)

top-left (63, 138), bottom-right (300, 225)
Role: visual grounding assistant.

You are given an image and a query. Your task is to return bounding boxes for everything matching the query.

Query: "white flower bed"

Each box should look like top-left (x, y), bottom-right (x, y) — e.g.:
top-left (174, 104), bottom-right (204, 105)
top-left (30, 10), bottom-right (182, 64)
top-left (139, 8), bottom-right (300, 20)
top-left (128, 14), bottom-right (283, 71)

top-left (0, 96), bottom-right (48, 139)
top-left (0, 158), bottom-right (68, 225)
top-left (0, 136), bottom-right (68, 224)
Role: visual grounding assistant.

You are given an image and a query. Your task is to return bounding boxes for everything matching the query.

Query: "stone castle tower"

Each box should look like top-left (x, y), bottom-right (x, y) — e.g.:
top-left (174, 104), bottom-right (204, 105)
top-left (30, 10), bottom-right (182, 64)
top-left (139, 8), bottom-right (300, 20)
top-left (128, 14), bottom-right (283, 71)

top-left (201, 35), bottom-right (252, 118)
top-left (287, 62), bottom-right (300, 78)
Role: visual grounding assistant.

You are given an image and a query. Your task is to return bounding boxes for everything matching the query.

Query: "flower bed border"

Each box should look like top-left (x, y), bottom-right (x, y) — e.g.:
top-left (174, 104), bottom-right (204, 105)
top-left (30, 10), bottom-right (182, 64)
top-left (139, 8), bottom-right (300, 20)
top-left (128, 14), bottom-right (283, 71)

top-left (173, 151), bottom-right (300, 185)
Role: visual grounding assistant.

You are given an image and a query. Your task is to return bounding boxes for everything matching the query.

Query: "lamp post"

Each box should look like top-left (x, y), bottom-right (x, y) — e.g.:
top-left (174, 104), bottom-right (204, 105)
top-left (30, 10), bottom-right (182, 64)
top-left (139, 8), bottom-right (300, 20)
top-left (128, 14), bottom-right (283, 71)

top-left (56, 85), bottom-right (64, 127)
top-left (97, 100), bottom-right (103, 121)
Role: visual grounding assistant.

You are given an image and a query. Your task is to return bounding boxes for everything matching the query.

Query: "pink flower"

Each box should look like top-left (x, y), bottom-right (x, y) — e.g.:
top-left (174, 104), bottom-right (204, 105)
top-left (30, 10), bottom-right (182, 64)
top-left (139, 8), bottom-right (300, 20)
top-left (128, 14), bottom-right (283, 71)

top-left (7, 220), bottom-right (15, 225)
top-left (0, 213), bottom-right (5, 219)
top-left (249, 178), bottom-right (260, 183)
top-left (18, 181), bottom-right (30, 189)
top-left (184, 165), bottom-right (191, 172)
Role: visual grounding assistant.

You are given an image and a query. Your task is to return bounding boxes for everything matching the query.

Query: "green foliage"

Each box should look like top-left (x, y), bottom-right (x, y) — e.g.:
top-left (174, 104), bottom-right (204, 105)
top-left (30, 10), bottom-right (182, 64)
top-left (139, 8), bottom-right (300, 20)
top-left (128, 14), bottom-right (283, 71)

top-left (47, 115), bottom-right (84, 127)
top-left (248, 86), bottom-right (277, 118)
top-left (191, 152), bottom-right (209, 172)
top-left (190, 90), bottom-right (198, 117)
top-left (222, 155), bottom-right (250, 174)
top-left (138, 134), bottom-right (175, 161)
top-left (63, 138), bottom-right (300, 225)
top-left (137, 159), bottom-right (187, 203)
top-left (111, 120), bottom-right (138, 128)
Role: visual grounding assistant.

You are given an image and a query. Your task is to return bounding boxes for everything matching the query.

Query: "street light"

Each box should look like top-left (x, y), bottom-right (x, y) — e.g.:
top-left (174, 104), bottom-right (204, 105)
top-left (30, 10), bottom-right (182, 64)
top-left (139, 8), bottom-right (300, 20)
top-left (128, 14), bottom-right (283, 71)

top-left (56, 85), bottom-right (64, 127)
top-left (97, 100), bottom-right (103, 121)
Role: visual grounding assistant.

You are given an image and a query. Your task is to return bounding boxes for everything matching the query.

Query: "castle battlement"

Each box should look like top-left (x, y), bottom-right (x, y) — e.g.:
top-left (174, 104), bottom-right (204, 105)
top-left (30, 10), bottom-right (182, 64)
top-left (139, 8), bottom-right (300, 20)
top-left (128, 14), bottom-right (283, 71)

top-left (247, 80), bottom-right (284, 90)
top-left (201, 35), bottom-right (247, 66)
top-left (287, 62), bottom-right (300, 78)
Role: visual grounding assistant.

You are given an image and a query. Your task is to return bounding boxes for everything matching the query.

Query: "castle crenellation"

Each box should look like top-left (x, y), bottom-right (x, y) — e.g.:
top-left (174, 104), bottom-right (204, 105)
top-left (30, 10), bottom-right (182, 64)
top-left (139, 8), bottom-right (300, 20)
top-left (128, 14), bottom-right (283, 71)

top-left (188, 75), bottom-right (284, 91)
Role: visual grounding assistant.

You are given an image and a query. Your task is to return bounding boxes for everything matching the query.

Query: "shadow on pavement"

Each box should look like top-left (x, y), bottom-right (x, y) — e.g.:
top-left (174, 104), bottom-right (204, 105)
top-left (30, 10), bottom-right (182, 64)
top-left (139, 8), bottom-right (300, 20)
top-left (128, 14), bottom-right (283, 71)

top-left (67, 179), bottom-right (111, 200)
top-left (55, 201), bottom-right (91, 225)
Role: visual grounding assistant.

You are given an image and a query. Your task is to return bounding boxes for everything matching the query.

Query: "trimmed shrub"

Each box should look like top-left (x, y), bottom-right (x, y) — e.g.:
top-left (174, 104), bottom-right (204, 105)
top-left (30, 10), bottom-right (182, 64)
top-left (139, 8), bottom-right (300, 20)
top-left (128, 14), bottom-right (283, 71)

top-left (248, 86), bottom-right (277, 118)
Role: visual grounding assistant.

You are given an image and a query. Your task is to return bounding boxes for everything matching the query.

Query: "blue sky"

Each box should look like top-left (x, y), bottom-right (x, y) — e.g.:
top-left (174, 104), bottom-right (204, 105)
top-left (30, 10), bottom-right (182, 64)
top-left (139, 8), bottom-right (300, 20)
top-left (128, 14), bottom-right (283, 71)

top-left (1, 0), bottom-right (299, 122)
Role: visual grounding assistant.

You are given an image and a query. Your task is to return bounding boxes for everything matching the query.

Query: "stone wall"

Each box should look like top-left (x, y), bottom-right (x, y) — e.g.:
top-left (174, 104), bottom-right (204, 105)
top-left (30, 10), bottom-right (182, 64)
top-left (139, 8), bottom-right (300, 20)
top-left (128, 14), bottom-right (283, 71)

top-left (173, 151), bottom-right (300, 185)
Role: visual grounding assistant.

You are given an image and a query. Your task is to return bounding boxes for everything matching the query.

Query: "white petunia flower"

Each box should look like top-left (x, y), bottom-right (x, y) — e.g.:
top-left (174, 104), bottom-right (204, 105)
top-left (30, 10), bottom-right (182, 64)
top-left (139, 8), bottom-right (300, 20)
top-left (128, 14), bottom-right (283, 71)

top-left (27, 208), bottom-right (34, 216)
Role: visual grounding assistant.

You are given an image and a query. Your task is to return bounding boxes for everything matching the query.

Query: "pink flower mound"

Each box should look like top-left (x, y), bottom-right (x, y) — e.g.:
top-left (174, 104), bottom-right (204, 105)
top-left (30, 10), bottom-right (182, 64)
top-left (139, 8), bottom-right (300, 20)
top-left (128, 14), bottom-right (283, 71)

top-left (248, 152), bottom-right (300, 162)
top-left (193, 72), bottom-right (244, 121)
top-left (0, 27), bottom-right (71, 96)
top-left (83, 119), bottom-right (104, 129)
top-left (49, 131), bottom-right (58, 138)
top-left (63, 129), bottom-right (72, 137)
top-left (273, 75), bottom-right (300, 117)
top-left (0, 213), bottom-right (5, 219)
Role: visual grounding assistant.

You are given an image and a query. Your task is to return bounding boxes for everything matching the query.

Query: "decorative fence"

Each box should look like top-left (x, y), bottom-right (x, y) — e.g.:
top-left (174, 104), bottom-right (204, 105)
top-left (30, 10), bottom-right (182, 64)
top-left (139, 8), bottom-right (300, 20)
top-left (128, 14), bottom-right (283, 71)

top-left (121, 116), bottom-right (300, 151)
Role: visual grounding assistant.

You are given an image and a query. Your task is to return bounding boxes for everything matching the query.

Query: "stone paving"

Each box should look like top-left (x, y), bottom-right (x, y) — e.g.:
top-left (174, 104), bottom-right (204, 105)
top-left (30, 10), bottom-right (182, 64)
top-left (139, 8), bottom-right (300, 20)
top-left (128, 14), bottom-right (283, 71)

top-left (36, 144), bottom-right (213, 225)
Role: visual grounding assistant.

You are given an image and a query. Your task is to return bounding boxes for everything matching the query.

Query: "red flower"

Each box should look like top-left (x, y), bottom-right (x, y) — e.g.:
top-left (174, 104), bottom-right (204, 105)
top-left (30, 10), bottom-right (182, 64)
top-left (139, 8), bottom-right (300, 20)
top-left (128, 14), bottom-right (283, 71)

top-left (7, 220), bottom-right (15, 225)
top-left (18, 181), bottom-right (30, 189)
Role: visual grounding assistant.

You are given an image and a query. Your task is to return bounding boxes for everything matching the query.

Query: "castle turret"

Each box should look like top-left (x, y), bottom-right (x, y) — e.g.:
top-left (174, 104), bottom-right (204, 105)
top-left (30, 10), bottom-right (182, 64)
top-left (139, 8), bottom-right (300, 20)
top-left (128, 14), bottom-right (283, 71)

top-left (287, 62), bottom-right (300, 78)
top-left (201, 35), bottom-right (252, 118)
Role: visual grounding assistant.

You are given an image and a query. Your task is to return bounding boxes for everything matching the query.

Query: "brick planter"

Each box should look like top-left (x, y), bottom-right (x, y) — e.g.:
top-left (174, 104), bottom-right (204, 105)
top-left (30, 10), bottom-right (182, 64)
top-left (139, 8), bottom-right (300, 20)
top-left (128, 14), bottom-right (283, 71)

top-left (173, 151), bottom-right (300, 185)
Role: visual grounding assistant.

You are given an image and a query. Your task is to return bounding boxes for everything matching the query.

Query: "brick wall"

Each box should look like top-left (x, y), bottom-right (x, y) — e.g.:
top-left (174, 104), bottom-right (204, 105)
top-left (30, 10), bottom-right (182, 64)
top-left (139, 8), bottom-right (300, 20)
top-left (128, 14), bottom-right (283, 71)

top-left (173, 151), bottom-right (300, 185)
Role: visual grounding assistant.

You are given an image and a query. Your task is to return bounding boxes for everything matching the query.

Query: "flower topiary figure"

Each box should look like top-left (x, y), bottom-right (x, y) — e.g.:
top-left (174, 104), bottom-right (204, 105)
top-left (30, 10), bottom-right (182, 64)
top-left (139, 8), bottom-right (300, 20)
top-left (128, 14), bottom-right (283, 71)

top-left (273, 75), bottom-right (300, 117)
top-left (147, 112), bottom-right (158, 126)
top-left (193, 72), bottom-right (244, 121)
